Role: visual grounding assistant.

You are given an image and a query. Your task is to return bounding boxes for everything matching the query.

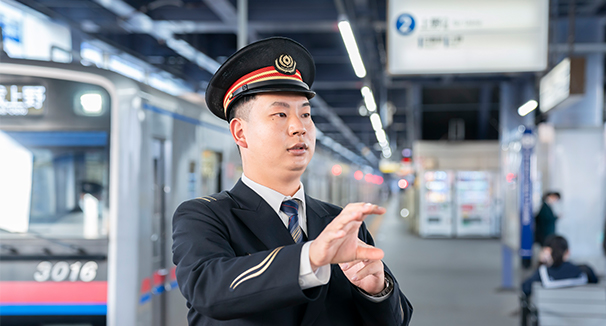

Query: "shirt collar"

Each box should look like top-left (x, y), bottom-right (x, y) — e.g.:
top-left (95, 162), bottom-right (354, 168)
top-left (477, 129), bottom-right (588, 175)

top-left (241, 174), bottom-right (306, 216)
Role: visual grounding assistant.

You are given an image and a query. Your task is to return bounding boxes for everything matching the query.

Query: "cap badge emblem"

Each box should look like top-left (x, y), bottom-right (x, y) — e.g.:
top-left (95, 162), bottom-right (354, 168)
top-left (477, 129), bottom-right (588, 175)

top-left (274, 54), bottom-right (296, 75)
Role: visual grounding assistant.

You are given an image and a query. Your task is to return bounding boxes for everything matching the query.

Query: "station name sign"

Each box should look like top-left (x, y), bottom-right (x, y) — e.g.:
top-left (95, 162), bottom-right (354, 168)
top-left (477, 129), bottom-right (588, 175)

top-left (0, 85), bottom-right (46, 116)
top-left (387, 0), bottom-right (549, 75)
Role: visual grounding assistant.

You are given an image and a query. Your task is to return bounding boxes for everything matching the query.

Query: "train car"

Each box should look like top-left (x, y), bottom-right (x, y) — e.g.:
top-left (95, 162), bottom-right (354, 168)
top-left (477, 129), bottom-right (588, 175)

top-left (0, 57), bottom-right (242, 326)
top-left (0, 57), bottom-right (387, 326)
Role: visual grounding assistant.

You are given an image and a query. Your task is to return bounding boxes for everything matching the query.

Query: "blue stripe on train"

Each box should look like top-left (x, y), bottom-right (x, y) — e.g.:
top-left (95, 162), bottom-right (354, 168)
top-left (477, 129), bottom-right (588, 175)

top-left (3, 131), bottom-right (108, 147)
top-left (0, 304), bottom-right (107, 316)
top-left (142, 103), bottom-right (230, 134)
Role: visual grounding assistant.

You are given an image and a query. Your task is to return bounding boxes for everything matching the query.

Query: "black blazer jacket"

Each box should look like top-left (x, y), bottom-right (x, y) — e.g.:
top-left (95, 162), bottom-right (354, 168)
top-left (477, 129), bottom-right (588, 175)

top-left (172, 179), bottom-right (413, 325)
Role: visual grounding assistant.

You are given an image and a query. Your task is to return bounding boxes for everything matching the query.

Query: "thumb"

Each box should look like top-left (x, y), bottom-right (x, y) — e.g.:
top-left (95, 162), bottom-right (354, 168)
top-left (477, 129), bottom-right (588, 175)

top-left (356, 246), bottom-right (384, 261)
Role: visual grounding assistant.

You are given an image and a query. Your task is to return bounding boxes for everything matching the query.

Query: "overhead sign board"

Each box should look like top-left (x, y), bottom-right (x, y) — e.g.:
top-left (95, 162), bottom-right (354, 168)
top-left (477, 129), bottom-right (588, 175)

top-left (0, 0), bottom-right (71, 62)
top-left (387, 0), bottom-right (549, 75)
top-left (539, 57), bottom-right (586, 113)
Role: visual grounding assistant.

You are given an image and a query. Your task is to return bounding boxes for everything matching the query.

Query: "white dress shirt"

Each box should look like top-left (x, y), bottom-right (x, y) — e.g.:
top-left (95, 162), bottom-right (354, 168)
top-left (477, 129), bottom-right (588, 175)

top-left (241, 174), bottom-right (330, 289)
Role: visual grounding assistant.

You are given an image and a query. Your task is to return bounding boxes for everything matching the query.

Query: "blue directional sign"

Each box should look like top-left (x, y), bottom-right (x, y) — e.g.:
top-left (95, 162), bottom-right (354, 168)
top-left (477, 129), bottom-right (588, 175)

top-left (520, 128), bottom-right (535, 259)
top-left (395, 14), bottom-right (415, 35)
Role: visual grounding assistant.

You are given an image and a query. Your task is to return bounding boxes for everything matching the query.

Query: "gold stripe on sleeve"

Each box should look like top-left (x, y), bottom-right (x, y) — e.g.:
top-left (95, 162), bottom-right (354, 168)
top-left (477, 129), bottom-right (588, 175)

top-left (230, 247), bottom-right (284, 290)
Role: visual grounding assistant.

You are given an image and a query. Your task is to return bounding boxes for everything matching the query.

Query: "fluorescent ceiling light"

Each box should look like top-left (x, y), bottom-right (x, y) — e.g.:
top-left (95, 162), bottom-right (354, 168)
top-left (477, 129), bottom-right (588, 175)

top-left (369, 113), bottom-right (383, 131)
top-left (375, 129), bottom-right (387, 143)
top-left (361, 86), bottom-right (377, 112)
top-left (518, 100), bottom-right (538, 116)
top-left (338, 20), bottom-right (366, 78)
top-left (108, 55), bottom-right (145, 82)
top-left (382, 147), bottom-right (392, 158)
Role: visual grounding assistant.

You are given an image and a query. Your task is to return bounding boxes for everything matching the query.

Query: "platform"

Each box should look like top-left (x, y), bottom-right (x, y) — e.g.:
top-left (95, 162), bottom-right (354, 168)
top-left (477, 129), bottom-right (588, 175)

top-left (374, 196), bottom-right (519, 326)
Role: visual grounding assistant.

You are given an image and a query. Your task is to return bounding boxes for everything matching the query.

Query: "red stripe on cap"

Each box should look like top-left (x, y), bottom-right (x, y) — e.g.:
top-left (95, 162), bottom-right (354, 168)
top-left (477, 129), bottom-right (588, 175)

top-left (0, 281), bottom-right (107, 304)
top-left (223, 66), bottom-right (303, 113)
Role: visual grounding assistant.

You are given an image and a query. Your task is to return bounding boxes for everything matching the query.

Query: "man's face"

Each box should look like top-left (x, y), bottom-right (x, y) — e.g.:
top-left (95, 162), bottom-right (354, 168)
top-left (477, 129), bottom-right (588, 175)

top-left (547, 195), bottom-right (560, 204)
top-left (235, 92), bottom-right (316, 176)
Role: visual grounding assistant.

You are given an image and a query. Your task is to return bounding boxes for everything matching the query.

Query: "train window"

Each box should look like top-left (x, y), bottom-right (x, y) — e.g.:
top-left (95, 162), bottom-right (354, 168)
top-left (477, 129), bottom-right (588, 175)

top-left (0, 131), bottom-right (109, 239)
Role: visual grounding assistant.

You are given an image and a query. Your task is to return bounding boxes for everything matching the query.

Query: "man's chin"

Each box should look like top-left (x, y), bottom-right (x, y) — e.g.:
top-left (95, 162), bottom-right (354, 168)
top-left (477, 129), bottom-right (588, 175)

top-left (287, 161), bottom-right (309, 173)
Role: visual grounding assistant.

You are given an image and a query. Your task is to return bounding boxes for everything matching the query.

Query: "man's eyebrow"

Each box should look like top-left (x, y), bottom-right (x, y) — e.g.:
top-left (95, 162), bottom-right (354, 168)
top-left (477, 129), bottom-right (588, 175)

top-left (268, 101), bottom-right (311, 108)
top-left (269, 101), bottom-right (290, 108)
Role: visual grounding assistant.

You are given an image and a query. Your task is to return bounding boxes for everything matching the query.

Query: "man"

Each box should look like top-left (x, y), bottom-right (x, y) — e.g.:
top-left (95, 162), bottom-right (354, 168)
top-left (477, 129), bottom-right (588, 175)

top-left (172, 37), bottom-right (412, 325)
top-left (534, 192), bottom-right (561, 246)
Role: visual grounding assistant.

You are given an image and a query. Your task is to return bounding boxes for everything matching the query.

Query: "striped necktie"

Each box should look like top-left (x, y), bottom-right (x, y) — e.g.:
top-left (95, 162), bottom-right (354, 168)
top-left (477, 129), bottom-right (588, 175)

top-left (280, 199), bottom-right (305, 243)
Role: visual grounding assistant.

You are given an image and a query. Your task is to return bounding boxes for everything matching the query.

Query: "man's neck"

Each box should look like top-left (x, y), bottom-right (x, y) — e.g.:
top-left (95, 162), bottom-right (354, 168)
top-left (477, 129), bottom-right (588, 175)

top-left (242, 169), bottom-right (301, 196)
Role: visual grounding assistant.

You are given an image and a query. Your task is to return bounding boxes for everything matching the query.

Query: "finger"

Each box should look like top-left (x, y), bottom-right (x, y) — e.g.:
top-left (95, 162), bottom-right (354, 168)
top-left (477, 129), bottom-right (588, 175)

top-left (340, 260), bottom-right (363, 271)
top-left (360, 204), bottom-right (386, 216)
top-left (331, 211), bottom-right (363, 230)
top-left (340, 220), bottom-right (362, 236)
top-left (352, 260), bottom-right (384, 281)
top-left (345, 203), bottom-right (376, 215)
top-left (355, 246), bottom-right (384, 261)
top-left (339, 204), bottom-right (385, 224)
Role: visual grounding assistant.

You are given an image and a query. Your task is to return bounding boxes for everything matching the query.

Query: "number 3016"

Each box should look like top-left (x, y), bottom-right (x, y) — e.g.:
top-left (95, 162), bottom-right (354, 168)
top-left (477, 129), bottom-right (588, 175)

top-left (34, 261), bottom-right (99, 282)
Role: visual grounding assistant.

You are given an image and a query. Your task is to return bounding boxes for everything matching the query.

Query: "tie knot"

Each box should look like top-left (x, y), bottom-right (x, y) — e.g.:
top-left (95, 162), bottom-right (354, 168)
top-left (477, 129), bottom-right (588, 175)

top-left (280, 199), bottom-right (299, 216)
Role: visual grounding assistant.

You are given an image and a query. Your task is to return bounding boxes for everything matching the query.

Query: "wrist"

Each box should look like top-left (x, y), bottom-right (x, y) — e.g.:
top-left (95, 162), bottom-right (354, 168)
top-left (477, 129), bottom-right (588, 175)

top-left (308, 241), bottom-right (320, 272)
top-left (359, 273), bottom-right (393, 297)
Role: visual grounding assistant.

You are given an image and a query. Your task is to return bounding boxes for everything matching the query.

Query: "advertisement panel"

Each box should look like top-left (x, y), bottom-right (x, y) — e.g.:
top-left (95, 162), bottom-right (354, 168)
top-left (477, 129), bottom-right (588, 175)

top-left (387, 0), bottom-right (549, 74)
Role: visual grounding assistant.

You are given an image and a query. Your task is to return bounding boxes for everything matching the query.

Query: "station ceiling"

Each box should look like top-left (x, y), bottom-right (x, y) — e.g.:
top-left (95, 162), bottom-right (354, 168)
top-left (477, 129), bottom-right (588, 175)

top-left (14, 0), bottom-right (606, 166)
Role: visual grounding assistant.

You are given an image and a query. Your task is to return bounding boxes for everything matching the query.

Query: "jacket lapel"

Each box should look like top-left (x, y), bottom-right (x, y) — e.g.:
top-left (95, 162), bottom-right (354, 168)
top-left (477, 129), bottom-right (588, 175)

top-left (305, 195), bottom-right (335, 240)
top-left (230, 180), bottom-right (294, 249)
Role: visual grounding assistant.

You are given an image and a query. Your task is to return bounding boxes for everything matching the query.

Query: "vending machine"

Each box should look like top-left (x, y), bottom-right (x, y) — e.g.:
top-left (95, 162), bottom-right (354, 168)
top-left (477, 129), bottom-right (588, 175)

top-left (419, 170), bottom-right (454, 237)
top-left (454, 171), bottom-right (494, 237)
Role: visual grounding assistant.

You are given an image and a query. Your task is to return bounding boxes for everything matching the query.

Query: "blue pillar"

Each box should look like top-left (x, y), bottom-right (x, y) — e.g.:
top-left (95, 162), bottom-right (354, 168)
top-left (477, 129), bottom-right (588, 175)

top-left (501, 244), bottom-right (514, 289)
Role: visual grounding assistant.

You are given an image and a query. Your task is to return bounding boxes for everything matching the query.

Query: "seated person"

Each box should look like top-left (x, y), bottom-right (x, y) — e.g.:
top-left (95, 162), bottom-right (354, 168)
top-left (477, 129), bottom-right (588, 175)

top-left (522, 235), bottom-right (596, 296)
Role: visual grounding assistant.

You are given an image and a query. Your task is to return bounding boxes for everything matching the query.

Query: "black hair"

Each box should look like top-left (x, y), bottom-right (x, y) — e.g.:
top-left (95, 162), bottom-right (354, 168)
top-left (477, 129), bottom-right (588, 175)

top-left (547, 235), bottom-right (568, 267)
top-left (543, 191), bottom-right (561, 201)
top-left (227, 94), bottom-right (257, 122)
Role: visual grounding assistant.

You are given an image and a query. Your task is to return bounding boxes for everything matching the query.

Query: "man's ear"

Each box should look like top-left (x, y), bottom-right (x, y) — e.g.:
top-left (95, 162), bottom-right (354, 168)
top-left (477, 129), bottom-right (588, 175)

top-left (230, 118), bottom-right (248, 148)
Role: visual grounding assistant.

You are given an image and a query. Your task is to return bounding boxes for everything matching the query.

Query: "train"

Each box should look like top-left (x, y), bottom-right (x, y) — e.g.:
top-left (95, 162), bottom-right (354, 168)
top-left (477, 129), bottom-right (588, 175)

top-left (0, 58), bottom-right (387, 326)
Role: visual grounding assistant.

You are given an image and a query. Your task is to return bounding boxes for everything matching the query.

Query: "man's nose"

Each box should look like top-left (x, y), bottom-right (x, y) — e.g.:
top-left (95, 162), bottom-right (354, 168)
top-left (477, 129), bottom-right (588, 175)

top-left (289, 116), bottom-right (307, 136)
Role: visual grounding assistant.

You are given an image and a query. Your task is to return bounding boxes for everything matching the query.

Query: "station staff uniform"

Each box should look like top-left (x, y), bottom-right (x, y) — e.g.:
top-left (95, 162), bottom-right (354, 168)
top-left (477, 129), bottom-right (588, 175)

top-left (172, 37), bottom-right (412, 325)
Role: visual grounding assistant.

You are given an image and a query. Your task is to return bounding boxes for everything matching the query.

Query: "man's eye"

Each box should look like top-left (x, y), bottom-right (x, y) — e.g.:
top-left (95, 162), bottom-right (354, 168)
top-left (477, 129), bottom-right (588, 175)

top-left (302, 113), bottom-right (311, 118)
top-left (277, 113), bottom-right (286, 117)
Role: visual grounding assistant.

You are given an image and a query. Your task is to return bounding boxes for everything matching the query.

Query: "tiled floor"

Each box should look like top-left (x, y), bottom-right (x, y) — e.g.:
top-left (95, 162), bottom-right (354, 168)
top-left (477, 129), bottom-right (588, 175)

top-left (373, 196), bottom-right (519, 326)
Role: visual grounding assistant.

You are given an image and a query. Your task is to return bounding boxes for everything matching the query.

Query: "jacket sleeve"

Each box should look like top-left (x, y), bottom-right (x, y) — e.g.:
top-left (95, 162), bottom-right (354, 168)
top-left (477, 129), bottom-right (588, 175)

top-left (172, 199), bottom-right (321, 320)
top-left (351, 223), bottom-right (413, 326)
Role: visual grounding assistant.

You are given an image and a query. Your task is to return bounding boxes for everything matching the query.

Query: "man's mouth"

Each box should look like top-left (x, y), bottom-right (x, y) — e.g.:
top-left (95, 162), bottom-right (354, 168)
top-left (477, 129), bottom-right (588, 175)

top-left (288, 143), bottom-right (308, 152)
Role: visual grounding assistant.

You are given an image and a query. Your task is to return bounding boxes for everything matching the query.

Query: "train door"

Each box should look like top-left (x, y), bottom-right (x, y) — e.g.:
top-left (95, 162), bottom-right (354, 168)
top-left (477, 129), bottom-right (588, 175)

top-left (201, 150), bottom-right (222, 195)
top-left (152, 139), bottom-right (167, 326)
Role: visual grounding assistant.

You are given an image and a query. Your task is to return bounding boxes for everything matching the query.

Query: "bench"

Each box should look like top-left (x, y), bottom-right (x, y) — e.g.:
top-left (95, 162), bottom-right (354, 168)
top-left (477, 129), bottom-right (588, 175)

top-left (530, 282), bottom-right (606, 326)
